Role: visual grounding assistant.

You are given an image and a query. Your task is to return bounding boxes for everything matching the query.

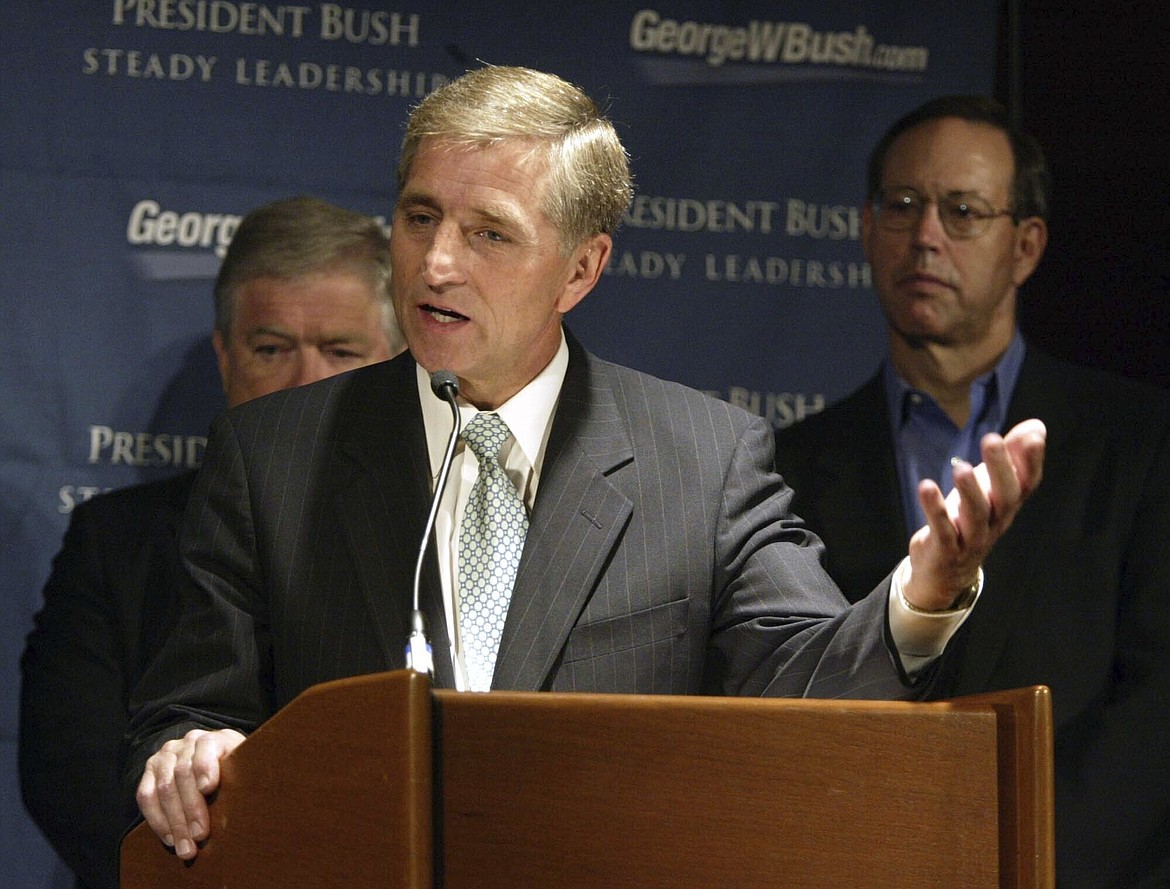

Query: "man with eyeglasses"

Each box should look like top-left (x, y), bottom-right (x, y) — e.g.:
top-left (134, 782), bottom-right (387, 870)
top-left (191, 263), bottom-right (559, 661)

top-left (775, 95), bottom-right (1170, 888)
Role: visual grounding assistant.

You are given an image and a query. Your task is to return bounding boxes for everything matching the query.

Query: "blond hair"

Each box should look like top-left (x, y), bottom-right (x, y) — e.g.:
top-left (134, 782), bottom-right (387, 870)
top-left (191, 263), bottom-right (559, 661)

top-left (397, 65), bottom-right (633, 253)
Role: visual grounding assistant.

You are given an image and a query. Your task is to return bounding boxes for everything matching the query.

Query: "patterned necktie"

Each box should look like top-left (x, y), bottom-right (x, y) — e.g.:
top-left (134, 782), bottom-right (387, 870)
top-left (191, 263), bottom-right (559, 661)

top-left (458, 412), bottom-right (528, 692)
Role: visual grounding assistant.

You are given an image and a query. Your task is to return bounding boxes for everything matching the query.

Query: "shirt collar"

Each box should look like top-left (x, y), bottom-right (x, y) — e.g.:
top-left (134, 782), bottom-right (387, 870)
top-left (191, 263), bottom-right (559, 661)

top-left (883, 328), bottom-right (1026, 428)
top-left (417, 331), bottom-right (569, 478)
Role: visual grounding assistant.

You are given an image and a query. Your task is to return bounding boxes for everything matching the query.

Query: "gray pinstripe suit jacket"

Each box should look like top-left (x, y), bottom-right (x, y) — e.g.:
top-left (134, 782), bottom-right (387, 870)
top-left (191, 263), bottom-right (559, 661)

top-left (126, 332), bottom-right (922, 777)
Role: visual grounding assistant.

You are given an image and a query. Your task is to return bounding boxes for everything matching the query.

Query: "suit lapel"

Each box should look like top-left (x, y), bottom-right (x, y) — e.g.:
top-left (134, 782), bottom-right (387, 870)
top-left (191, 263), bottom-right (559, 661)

top-left (492, 340), bottom-right (634, 690)
top-left (329, 355), bottom-right (457, 688)
top-left (808, 375), bottom-right (908, 600)
top-left (949, 350), bottom-right (1065, 693)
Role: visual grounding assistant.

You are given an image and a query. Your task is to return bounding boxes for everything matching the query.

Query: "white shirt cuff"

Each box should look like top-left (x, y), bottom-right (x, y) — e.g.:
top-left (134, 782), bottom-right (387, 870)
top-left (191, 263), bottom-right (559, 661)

top-left (887, 557), bottom-right (982, 675)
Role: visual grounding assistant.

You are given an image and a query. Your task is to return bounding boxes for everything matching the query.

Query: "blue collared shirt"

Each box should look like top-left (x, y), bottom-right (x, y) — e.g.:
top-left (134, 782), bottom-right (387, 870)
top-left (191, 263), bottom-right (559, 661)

top-left (884, 331), bottom-right (1026, 537)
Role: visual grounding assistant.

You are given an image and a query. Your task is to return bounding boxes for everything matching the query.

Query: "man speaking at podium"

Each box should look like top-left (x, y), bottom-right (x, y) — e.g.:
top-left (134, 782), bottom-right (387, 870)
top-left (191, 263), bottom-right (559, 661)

top-left (127, 65), bottom-right (1046, 861)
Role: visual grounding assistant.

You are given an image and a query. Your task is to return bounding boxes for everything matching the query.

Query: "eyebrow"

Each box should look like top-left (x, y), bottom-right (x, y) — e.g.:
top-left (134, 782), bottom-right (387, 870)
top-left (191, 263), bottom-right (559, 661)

top-left (395, 190), bottom-right (439, 214)
top-left (244, 325), bottom-right (295, 341)
top-left (885, 185), bottom-right (994, 200)
top-left (478, 203), bottom-right (531, 234)
top-left (246, 326), bottom-right (369, 346)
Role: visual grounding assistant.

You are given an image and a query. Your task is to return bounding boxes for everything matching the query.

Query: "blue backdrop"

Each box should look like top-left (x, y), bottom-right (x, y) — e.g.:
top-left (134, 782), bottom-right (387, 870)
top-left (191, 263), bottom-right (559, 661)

top-left (0, 3), bottom-right (996, 884)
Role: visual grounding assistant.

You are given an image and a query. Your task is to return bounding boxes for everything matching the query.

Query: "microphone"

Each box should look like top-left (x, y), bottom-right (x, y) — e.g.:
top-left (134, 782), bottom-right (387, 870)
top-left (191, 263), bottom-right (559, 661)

top-left (406, 369), bottom-right (462, 676)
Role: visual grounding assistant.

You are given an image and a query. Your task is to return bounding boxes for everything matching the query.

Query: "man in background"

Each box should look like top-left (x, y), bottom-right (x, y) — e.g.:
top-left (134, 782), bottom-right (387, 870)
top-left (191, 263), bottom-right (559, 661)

top-left (774, 96), bottom-right (1170, 887)
top-left (127, 66), bottom-right (1044, 863)
top-left (19, 195), bottom-right (405, 889)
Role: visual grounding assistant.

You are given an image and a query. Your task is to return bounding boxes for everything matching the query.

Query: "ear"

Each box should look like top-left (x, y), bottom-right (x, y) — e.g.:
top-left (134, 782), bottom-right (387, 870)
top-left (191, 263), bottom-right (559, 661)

top-left (1012, 216), bottom-right (1048, 287)
top-left (555, 233), bottom-right (612, 314)
top-left (211, 329), bottom-right (231, 393)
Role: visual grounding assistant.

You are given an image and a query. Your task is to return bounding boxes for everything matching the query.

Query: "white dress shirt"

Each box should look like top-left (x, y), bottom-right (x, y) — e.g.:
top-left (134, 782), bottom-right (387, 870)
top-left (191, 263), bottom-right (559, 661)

top-left (417, 335), bottom-right (567, 690)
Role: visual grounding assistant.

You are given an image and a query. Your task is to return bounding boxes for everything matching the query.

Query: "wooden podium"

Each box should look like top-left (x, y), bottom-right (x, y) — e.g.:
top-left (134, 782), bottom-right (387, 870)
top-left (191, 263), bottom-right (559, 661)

top-left (121, 673), bottom-right (1054, 888)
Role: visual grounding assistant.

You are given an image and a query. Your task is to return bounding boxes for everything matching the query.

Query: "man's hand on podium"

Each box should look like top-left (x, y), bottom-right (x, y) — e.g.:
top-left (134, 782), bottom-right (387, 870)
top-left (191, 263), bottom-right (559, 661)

top-left (136, 727), bottom-right (246, 860)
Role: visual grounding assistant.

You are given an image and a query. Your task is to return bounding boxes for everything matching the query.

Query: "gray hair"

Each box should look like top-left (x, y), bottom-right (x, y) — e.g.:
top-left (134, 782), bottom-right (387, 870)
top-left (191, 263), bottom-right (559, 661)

top-left (214, 195), bottom-right (402, 348)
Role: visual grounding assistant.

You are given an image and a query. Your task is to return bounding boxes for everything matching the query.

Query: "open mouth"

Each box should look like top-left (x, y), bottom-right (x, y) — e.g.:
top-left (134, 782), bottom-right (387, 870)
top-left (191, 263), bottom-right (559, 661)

top-left (422, 304), bottom-right (468, 324)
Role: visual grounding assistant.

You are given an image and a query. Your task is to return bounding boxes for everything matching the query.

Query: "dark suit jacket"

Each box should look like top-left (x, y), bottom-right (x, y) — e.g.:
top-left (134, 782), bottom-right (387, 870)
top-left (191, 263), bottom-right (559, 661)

top-left (127, 335), bottom-right (935, 781)
top-left (20, 470), bottom-right (197, 889)
top-left (774, 347), bottom-right (1170, 889)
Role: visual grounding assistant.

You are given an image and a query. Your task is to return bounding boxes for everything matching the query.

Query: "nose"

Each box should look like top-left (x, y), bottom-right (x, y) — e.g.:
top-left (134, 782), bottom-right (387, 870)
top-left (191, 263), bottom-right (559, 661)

top-left (294, 350), bottom-right (331, 387)
top-left (911, 200), bottom-right (947, 249)
top-left (422, 222), bottom-right (465, 288)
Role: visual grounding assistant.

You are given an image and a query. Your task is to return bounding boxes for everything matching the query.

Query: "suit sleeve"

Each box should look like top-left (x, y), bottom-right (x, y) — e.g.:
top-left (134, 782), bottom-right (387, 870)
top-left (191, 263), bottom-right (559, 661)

top-left (20, 504), bottom-right (136, 889)
top-left (704, 412), bottom-right (917, 699)
top-left (124, 414), bottom-right (273, 790)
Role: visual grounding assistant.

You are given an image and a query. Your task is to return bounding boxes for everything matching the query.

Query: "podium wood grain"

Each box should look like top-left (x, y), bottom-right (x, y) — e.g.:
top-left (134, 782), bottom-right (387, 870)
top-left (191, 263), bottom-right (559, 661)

top-left (122, 677), bottom-right (1053, 888)
top-left (120, 669), bottom-right (433, 889)
top-left (436, 685), bottom-right (1053, 888)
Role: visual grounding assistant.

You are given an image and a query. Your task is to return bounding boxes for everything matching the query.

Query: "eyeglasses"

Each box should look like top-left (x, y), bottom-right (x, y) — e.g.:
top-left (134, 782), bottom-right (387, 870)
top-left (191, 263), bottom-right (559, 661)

top-left (872, 188), bottom-right (1017, 240)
